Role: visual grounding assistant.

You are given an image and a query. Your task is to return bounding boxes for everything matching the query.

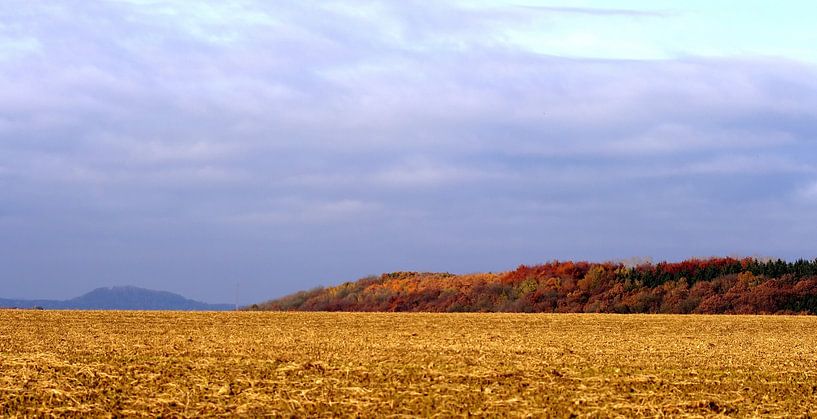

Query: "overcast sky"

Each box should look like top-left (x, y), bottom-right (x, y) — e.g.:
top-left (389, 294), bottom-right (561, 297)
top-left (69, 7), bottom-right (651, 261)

top-left (2, 1), bottom-right (817, 304)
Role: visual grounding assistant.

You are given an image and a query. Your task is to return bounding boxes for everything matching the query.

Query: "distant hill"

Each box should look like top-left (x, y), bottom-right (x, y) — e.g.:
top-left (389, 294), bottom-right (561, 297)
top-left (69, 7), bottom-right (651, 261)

top-left (0, 286), bottom-right (234, 311)
top-left (253, 257), bottom-right (817, 314)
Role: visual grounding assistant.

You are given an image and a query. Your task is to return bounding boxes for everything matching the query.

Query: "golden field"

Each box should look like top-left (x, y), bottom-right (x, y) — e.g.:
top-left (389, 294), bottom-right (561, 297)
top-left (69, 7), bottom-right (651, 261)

top-left (1, 311), bottom-right (816, 417)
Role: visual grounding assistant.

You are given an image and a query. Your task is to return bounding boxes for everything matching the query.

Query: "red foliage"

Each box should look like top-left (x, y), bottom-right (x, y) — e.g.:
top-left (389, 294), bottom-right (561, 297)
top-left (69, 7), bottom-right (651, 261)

top-left (254, 258), bottom-right (817, 314)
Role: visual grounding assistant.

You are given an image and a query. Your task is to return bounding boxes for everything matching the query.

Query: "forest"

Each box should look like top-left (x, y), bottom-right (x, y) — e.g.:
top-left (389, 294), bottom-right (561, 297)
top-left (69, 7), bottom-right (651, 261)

top-left (253, 258), bottom-right (817, 314)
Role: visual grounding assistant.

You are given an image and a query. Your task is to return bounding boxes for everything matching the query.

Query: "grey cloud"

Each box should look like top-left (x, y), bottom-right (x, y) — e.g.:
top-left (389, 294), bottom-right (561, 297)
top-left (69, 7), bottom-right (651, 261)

top-left (1, 1), bottom-right (817, 303)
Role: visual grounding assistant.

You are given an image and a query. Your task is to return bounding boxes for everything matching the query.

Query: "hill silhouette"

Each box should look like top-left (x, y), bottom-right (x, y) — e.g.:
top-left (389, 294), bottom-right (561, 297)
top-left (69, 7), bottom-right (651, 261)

top-left (253, 257), bottom-right (817, 314)
top-left (0, 286), bottom-right (233, 311)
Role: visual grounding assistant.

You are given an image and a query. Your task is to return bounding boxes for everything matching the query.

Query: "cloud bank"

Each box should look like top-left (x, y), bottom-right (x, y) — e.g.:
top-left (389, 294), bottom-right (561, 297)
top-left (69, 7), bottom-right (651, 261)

top-left (1, 1), bottom-right (816, 303)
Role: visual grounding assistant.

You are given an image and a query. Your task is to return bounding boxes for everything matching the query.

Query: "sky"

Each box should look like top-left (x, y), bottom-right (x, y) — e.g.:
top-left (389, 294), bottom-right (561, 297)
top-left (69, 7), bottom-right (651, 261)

top-left (2, 1), bottom-right (817, 304)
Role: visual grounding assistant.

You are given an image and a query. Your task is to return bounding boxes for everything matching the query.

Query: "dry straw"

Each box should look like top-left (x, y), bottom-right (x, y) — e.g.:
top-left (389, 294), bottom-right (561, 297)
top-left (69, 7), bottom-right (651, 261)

top-left (1, 311), bottom-right (816, 416)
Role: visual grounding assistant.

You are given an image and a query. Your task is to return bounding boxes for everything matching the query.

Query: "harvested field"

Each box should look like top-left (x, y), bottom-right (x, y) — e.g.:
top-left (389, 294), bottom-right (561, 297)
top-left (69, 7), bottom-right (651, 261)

top-left (1, 311), bottom-right (816, 417)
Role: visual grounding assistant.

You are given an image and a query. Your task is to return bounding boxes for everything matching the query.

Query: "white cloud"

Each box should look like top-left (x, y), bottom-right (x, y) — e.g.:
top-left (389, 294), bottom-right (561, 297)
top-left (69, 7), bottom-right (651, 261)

top-left (605, 125), bottom-right (797, 155)
top-left (371, 160), bottom-right (508, 187)
top-left (228, 198), bottom-right (382, 225)
top-left (798, 181), bottom-right (817, 203)
top-left (2, 0), bottom-right (817, 302)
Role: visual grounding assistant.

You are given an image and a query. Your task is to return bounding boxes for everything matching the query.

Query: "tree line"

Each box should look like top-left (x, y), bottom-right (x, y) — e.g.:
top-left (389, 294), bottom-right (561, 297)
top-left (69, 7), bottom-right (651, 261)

top-left (252, 257), bottom-right (817, 314)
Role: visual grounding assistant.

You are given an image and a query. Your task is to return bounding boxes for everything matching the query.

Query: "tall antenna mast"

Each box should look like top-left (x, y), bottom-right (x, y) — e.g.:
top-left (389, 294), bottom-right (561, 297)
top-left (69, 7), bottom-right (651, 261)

top-left (235, 282), bottom-right (239, 311)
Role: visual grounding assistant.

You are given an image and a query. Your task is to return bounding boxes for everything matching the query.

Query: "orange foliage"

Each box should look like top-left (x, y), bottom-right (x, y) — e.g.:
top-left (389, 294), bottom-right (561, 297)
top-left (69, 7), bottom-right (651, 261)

top-left (254, 258), bottom-right (817, 314)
